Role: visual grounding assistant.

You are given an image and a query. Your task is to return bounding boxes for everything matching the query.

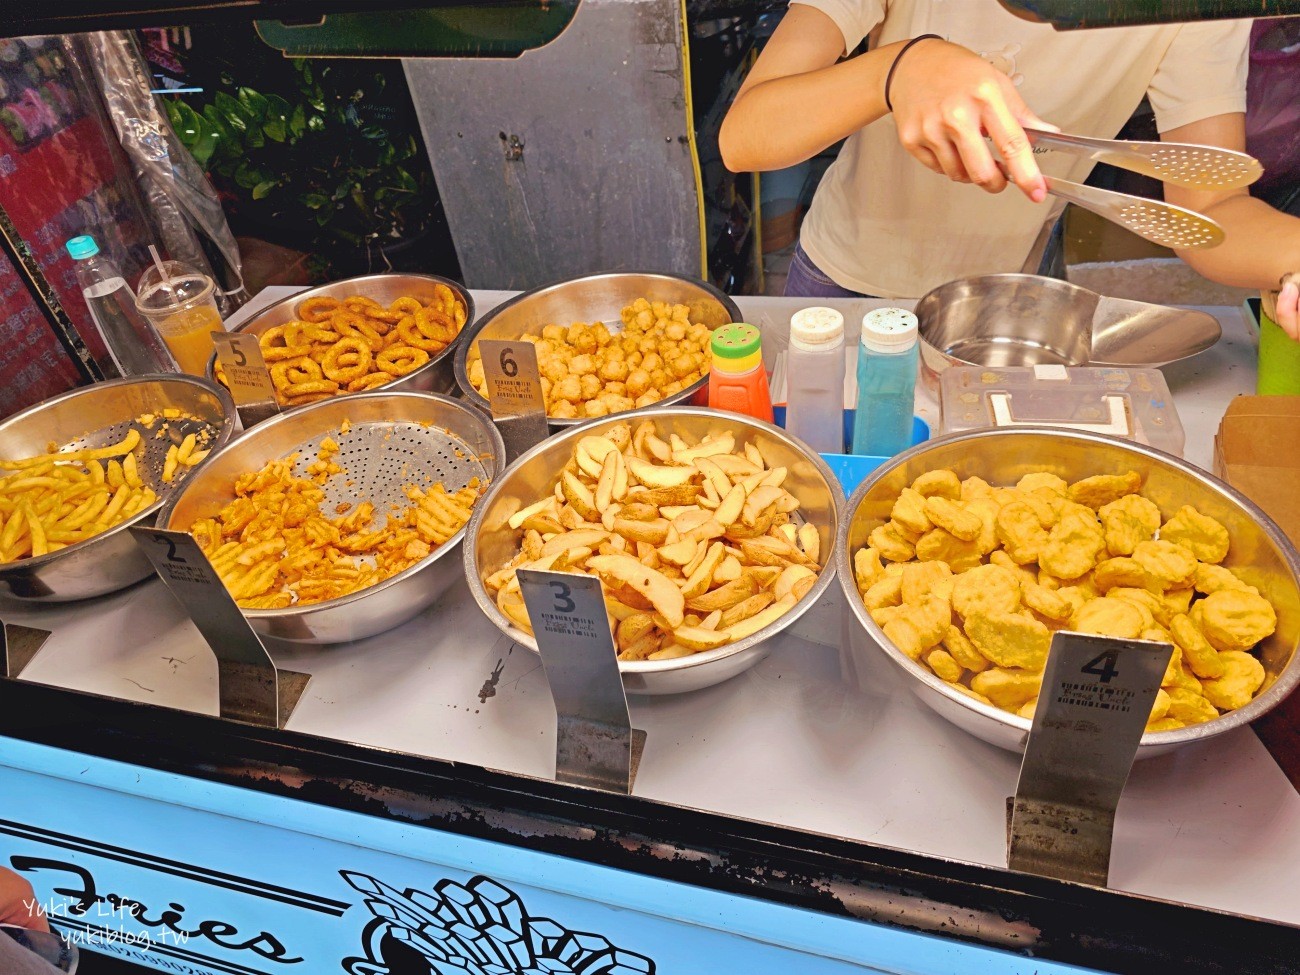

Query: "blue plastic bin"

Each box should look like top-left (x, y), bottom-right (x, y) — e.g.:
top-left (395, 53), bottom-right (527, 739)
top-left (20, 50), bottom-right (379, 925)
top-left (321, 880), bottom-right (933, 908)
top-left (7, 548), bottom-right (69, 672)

top-left (772, 406), bottom-right (930, 494)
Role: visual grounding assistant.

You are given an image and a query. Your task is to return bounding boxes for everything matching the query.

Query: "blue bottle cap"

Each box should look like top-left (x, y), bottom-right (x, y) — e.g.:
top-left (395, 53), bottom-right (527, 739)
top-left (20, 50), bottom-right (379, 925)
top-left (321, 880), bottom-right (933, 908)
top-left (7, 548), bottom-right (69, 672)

top-left (65, 235), bottom-right (99, 260)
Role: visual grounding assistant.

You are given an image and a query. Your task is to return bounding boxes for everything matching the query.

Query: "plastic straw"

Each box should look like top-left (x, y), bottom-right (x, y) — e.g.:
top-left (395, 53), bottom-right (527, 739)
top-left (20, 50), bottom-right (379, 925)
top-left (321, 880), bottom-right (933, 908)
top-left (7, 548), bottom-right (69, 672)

top-left (148, 245), bottom-right (172, 287)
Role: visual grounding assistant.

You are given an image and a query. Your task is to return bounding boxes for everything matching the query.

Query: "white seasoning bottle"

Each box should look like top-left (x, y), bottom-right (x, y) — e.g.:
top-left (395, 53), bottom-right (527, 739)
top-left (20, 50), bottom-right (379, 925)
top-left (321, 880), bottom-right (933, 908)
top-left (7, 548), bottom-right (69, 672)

top-left (785, 306), bottom-right (846, 453)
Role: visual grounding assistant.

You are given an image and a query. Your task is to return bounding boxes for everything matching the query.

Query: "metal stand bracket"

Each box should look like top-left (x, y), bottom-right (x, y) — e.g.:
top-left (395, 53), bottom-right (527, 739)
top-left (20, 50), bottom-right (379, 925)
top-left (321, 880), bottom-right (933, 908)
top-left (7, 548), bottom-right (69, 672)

top-left (518, 568), bottom-right (645, 794)
top-left (130, 527), bottom-right (309, 728)
top-left (1, 621), bottom-right (52, 679)
top-left (1008, 631), bottom-right (1171, 886)
top-left (479, 339), bottom-right (550, 463)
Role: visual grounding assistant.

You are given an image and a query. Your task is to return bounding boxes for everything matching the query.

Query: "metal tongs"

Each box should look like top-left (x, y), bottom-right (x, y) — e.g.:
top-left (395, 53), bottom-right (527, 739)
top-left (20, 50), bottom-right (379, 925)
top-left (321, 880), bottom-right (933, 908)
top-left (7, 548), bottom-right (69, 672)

top-left (1020, 128), bottom-right (1263, 251)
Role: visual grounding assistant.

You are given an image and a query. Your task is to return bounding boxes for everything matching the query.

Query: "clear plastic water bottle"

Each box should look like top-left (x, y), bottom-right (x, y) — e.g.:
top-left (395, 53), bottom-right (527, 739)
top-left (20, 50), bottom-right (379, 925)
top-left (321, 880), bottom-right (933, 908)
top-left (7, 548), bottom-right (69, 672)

top-left (66, 235), bottom-right (176, 376)
top-left (851, 307), bottom-right (918, 456)
top-left (785, 306), bottom-right (846, 453)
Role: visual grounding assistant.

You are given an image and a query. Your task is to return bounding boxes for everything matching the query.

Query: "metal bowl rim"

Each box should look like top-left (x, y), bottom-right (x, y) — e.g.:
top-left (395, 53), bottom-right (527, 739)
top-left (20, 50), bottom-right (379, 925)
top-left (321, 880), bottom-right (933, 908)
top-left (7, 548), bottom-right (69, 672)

top-left (913, 273), bottom-right (1222, 370)
top-left (465, 404), bottom-right (845, 673)
top-left (452, 270), bottom-right (743, 427)
top-left (203, 271), bottom-right (476, 389)
top-left (833, 425), bottom-right (1300, 747)
top-left (0, 374), bottom-right (237, 577)
top-left (156, 389), bottom-right (505, 619)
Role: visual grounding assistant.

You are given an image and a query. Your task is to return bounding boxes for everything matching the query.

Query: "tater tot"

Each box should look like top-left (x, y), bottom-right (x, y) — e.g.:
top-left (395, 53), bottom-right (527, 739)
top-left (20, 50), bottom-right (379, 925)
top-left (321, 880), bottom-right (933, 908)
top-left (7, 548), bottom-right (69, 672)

top-left (554, 375), bottom-right (582, 402)
top-left (569, 354), bottom-right (596, 376)
top-left (627, 369), bottom-right (651, 397)
top-left (600, 358), bottom-right (630, 382)
top-left (579, 374), bottom-right (602, 399)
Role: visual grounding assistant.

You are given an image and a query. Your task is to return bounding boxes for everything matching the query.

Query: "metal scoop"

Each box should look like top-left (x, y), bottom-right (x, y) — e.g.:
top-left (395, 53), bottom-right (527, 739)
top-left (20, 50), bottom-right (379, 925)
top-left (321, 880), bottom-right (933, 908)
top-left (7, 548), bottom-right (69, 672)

top-left (1025, 128), bottom-right (1262, 190)
top-left (1044, 176), bottom-right (1225, 249)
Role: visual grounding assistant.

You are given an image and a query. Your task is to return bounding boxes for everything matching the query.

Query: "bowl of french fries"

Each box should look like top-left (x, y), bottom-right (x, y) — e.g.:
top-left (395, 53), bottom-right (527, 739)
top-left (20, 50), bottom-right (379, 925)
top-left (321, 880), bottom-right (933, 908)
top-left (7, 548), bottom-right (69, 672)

top-left (157, 391), bottom-right (504, 644)
top-left (466, 407), bottom-right (844, 694)
top-left (454, 272), bottom-right (741, 428)
top-left (207, 273), bottom-right (473, 409)
top-left (837, 427), bottom-right (1300, 757)
top-left (0, 375), bottom-right (235, 601)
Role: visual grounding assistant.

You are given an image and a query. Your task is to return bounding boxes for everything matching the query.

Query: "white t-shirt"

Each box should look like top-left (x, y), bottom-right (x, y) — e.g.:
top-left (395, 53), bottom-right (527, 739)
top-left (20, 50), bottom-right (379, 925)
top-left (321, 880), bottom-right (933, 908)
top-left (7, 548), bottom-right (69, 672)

top-left (791, 0), bottom-right (1251, 297)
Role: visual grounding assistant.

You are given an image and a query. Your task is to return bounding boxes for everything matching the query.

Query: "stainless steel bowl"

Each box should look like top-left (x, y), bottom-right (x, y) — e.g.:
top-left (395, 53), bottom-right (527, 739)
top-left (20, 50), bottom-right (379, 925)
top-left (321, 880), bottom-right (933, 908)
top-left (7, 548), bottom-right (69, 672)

top-left (465, 406), bottom-right (844, 694)
top-left (205, 272), bottom-right (474, 399)
top-left (453, 271), bottom-right (742, 429)
top-left (0, 375), bottom-right (236, 602)
top-left (915, 274), bottom-right (1221, 382)
top-left (157, 391), bottom-right (505, 645)
top-left (836, 427), bottom-right (1300, 757)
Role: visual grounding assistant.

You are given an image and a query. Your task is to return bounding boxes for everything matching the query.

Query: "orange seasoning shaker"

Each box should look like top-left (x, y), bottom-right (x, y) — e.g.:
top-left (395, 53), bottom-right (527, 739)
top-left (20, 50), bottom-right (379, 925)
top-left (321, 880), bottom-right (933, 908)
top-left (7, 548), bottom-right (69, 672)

top-left (707, 323), bottom-right (774, 423)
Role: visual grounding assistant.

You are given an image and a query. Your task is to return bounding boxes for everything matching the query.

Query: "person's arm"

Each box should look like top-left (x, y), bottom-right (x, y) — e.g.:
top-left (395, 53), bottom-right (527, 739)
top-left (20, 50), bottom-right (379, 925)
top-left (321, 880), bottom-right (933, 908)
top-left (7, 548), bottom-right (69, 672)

top-left (0, 870), bottom-right (46, 933)
top-left (1160, 112), bottom-right (1300, 338)
top-left (718, 6), bottom-right (1051, 200)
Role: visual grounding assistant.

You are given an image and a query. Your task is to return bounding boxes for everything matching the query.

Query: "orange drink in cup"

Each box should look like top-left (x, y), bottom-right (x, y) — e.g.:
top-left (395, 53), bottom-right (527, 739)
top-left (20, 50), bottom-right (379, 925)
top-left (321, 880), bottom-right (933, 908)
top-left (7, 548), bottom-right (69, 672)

top-left (135, 261), bottom-right (222, 376)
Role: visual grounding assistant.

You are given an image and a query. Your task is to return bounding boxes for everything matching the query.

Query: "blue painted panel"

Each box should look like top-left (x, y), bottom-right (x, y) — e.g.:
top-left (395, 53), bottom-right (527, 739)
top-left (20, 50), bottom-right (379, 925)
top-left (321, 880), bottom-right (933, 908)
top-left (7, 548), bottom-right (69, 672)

top-left (0, 736), bottom-right (1103, 975)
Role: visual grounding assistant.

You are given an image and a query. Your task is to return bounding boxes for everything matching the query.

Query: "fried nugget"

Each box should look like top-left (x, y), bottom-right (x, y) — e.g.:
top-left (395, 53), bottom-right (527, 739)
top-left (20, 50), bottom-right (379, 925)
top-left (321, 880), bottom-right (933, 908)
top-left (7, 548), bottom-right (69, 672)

top-left (1159, 505), bottom-right (1230, 565)
top-left (1170, 613), bottom-right (1224, 679)
top-left (1198, 589), bottom-right (1278, 652)
top-left (924, 495), bottom-right (982, 541)
top-left (1067, 470), bottom-right (1141, 509)
top-left (1038, 508), bottom-right (1106, 580)
top-left (1093, 557), bottom-right (1154, 593)
top-left (942, 624), bottom-right (990, 673)
top-left (900, 560), bottom-right (952, 605)
top-left (971, 667), bottom-right (1042, 709)
top-left (1131, 539), bottom-right (1197, 590)
top-left (952, 563), bottom-right (1021, 619)
top-left (1200, 650), bottom-right (1266, 711)
top-left (1166, 686), bottom-right (1220, 724)
top-left (926, 648), bottom-right (964, 682)
top-left (966, 611), bottom-right (1051, 671)
top-left (1021, 581), bottom-right (1071, 621)
top-left (1016, 472), bottom-right (1068, 496)
top-left (1098, 493), bottom-right (1161, 557)
top-left (1193, 562), bottom-right (1258, 597)
top-left (910, 469), bottom-right (961, 499)
top-left (995, 501), bottom-right (1049, 564)
top-left (915, 527), bottom-right (982, 571)
top-left (1071, 596), bottom-right (1146, 639)
top-left (869, 522), bottom-right (916, 563)
top-left (890, 487), bottom-right (933, 535)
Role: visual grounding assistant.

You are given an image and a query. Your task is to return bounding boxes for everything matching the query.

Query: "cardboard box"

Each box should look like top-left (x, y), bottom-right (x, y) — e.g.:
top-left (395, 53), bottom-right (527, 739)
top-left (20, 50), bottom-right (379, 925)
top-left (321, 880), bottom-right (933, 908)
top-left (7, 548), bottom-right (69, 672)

top-left (1215, 395), bottom-right (1300, 790)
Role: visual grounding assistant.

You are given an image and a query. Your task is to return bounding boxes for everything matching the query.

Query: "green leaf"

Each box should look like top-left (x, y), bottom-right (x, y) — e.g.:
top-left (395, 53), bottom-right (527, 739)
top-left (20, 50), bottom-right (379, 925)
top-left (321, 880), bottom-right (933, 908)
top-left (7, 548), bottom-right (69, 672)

top-left (252, 180), bottom-right (277, 200)
top-left (236, 87), bottom-right (269, 124)
top-left (302, 192), bottom-right (329, 210)
top-left (233, 162), bottom-right (262, 190)
top-left (306, 113), bottom-right (326, 134)
top-left (288, 104), bottom-right (306, 139)
top-left (214, 91), bottom-right (251, 133)
top-left (263, 93), bottom-right (291, 142)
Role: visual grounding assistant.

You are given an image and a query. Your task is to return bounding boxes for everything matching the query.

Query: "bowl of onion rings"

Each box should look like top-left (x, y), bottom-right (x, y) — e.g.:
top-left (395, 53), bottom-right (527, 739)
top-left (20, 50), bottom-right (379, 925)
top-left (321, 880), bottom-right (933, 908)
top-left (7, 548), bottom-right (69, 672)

top-left (207, 273), bottom-right (474, 411)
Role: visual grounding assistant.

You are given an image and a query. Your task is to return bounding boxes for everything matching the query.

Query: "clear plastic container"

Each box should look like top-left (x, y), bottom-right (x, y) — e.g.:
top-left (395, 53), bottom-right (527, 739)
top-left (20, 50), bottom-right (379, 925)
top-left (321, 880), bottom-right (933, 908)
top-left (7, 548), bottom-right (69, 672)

top-left (939, 364), bottom-right (1186, 456)
top-left (851, 308), bottom-right (918, 456)
top-left (134, 260), bottom-right (223, 376)
top-left (65, 235), bottom-right (175, 376)
top-left (785, 307), bottom-right (846, 452)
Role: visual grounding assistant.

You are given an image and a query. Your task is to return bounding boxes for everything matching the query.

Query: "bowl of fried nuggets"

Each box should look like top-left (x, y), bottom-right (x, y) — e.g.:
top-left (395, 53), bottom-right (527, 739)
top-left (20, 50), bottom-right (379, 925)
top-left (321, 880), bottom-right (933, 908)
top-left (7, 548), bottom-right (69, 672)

top-left (207, 273), bottom-right (473, 407)
top-left (0, 375), bottom-right (235, 602)
top-left (837, 428), bottom-right (1300, 757)
top-left (466, 408), bottom-right (844, 694)
top-left (157, 391), bottom-right (504, 644)
top-left (454, 271), bottom-right (742, 428)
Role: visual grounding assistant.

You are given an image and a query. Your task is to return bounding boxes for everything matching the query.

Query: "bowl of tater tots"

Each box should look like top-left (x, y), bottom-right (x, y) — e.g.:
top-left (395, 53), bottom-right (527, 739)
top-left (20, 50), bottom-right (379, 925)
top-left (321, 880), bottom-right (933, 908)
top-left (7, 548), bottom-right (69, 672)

top-left (836, 427), bottom-right (1300, 756)
top-left (454, 272), bottom-right (742, 427)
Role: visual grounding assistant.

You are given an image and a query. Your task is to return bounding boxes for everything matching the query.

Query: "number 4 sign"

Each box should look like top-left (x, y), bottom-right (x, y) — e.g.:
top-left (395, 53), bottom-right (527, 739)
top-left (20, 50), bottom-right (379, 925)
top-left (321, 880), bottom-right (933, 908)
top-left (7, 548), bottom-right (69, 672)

top-left (1008, 631), bottom-right (1172, 886)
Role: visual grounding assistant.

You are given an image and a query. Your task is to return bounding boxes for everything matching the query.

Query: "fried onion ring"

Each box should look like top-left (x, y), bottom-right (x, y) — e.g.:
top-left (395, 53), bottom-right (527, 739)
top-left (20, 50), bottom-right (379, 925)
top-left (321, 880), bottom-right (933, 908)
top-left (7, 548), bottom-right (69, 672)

top-left (346, 372), bottom-right (393, 392)
top-left (321, 337), bottom-right (374, 384)
top-left (376, 346), bottom-right (429, 376)
top-left (284, 380), bottom-right (340, 397)
top-left (298, 296), bottom-right (340, 323)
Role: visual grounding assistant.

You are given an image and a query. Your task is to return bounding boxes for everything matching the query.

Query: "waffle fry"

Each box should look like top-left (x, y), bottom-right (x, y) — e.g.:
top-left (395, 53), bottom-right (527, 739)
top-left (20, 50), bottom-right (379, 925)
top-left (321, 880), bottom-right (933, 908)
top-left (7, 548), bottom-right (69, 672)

top-left (217, 287), bottom-right (467, 407)
top-left (185, 428), bottom-right (483, 608)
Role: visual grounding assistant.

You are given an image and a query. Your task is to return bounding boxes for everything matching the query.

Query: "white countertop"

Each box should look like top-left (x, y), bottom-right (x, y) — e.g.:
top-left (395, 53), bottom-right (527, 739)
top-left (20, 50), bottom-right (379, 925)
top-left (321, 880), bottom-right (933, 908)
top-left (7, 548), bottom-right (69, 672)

top-left (11, 292), bottom-right (1297, 927)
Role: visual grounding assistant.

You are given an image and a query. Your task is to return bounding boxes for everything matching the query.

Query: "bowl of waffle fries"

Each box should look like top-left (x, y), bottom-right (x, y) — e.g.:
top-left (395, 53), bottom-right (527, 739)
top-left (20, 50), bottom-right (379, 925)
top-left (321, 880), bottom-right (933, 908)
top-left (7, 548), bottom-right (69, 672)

top-left (466, 407), bottom-right (843, 694)
top-left (157, 390), bottom-right (503, 644)
top-left (0, 375), bottom-right (235, 602)
top-left (837, 427), bottom-right (1300, 757)
top-left (207, 273), bottom-right (472, 409)
top-left (454, 272), bottom-right (741, 428)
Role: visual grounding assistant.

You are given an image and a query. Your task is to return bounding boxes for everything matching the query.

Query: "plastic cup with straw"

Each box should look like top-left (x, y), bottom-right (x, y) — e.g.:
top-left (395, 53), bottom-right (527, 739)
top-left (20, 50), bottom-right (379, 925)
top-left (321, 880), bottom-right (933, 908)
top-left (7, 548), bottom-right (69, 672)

top-left (134, 245), bottom-right (223, 376)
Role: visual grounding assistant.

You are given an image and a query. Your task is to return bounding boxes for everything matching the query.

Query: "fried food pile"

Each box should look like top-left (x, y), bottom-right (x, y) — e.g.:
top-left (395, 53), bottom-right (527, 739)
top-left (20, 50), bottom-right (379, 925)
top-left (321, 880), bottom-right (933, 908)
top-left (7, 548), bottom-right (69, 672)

top-left (0, 411), bottom-right (209, 563)
top-left (484, 420), bottom-right (822, 660)
top-left (468, 298), bottom-right (713, 419)
top-left (853, 468), bottom-right (1279, 730)
top-left (219, 288), bottom-right (466, 408)
top-left (187, 426), bottom-right (481, 608)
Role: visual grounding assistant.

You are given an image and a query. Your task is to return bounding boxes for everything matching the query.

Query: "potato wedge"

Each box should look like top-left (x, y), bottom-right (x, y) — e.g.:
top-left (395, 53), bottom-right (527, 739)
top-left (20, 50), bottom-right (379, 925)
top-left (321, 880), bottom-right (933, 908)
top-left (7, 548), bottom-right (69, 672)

top-left (627, 457), bottom-right (694, 489)
top-left (720, 591), bottom-right (779, 630)
top-left (508, 496), bottom-right (558, 530)
top-left (686, 575), bottom-right (758, 612)
top-left (797, 523), bottom-right (820, 564)
top-left (713, 483), bottom-right (746, 527)
top-left (561, 471), bottom-right (599, 521)
top-left (775, 564), bottom-right (817, 602)
top-left (681, 541), bottom-right (726, 599)
top-left (586, 554), bottom-right (685, 627)
top-left (672, 625), bottom-right (730, 651)
top-left (722, 594), bottom-right (797, 641)
top-left (657, 538), bottom-right (699, 566)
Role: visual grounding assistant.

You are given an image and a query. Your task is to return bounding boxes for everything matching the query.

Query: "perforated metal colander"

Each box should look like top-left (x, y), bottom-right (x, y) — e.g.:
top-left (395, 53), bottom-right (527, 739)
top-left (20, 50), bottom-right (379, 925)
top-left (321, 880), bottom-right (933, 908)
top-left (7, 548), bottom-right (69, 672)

top-left (158, 391), bottom-right (505, 645)
top-left (0, 375), bottom-right (236, 602)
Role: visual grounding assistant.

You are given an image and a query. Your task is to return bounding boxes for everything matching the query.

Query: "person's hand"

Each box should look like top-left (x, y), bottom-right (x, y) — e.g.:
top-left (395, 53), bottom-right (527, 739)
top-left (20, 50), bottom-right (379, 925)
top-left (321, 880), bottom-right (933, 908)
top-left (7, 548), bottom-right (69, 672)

top-left (888, 38), bottom-right (1054, 203)
top-left (1277, 274), bottom-right (1298, 341)
top-left (0, 868), bottom-right (47, 933)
